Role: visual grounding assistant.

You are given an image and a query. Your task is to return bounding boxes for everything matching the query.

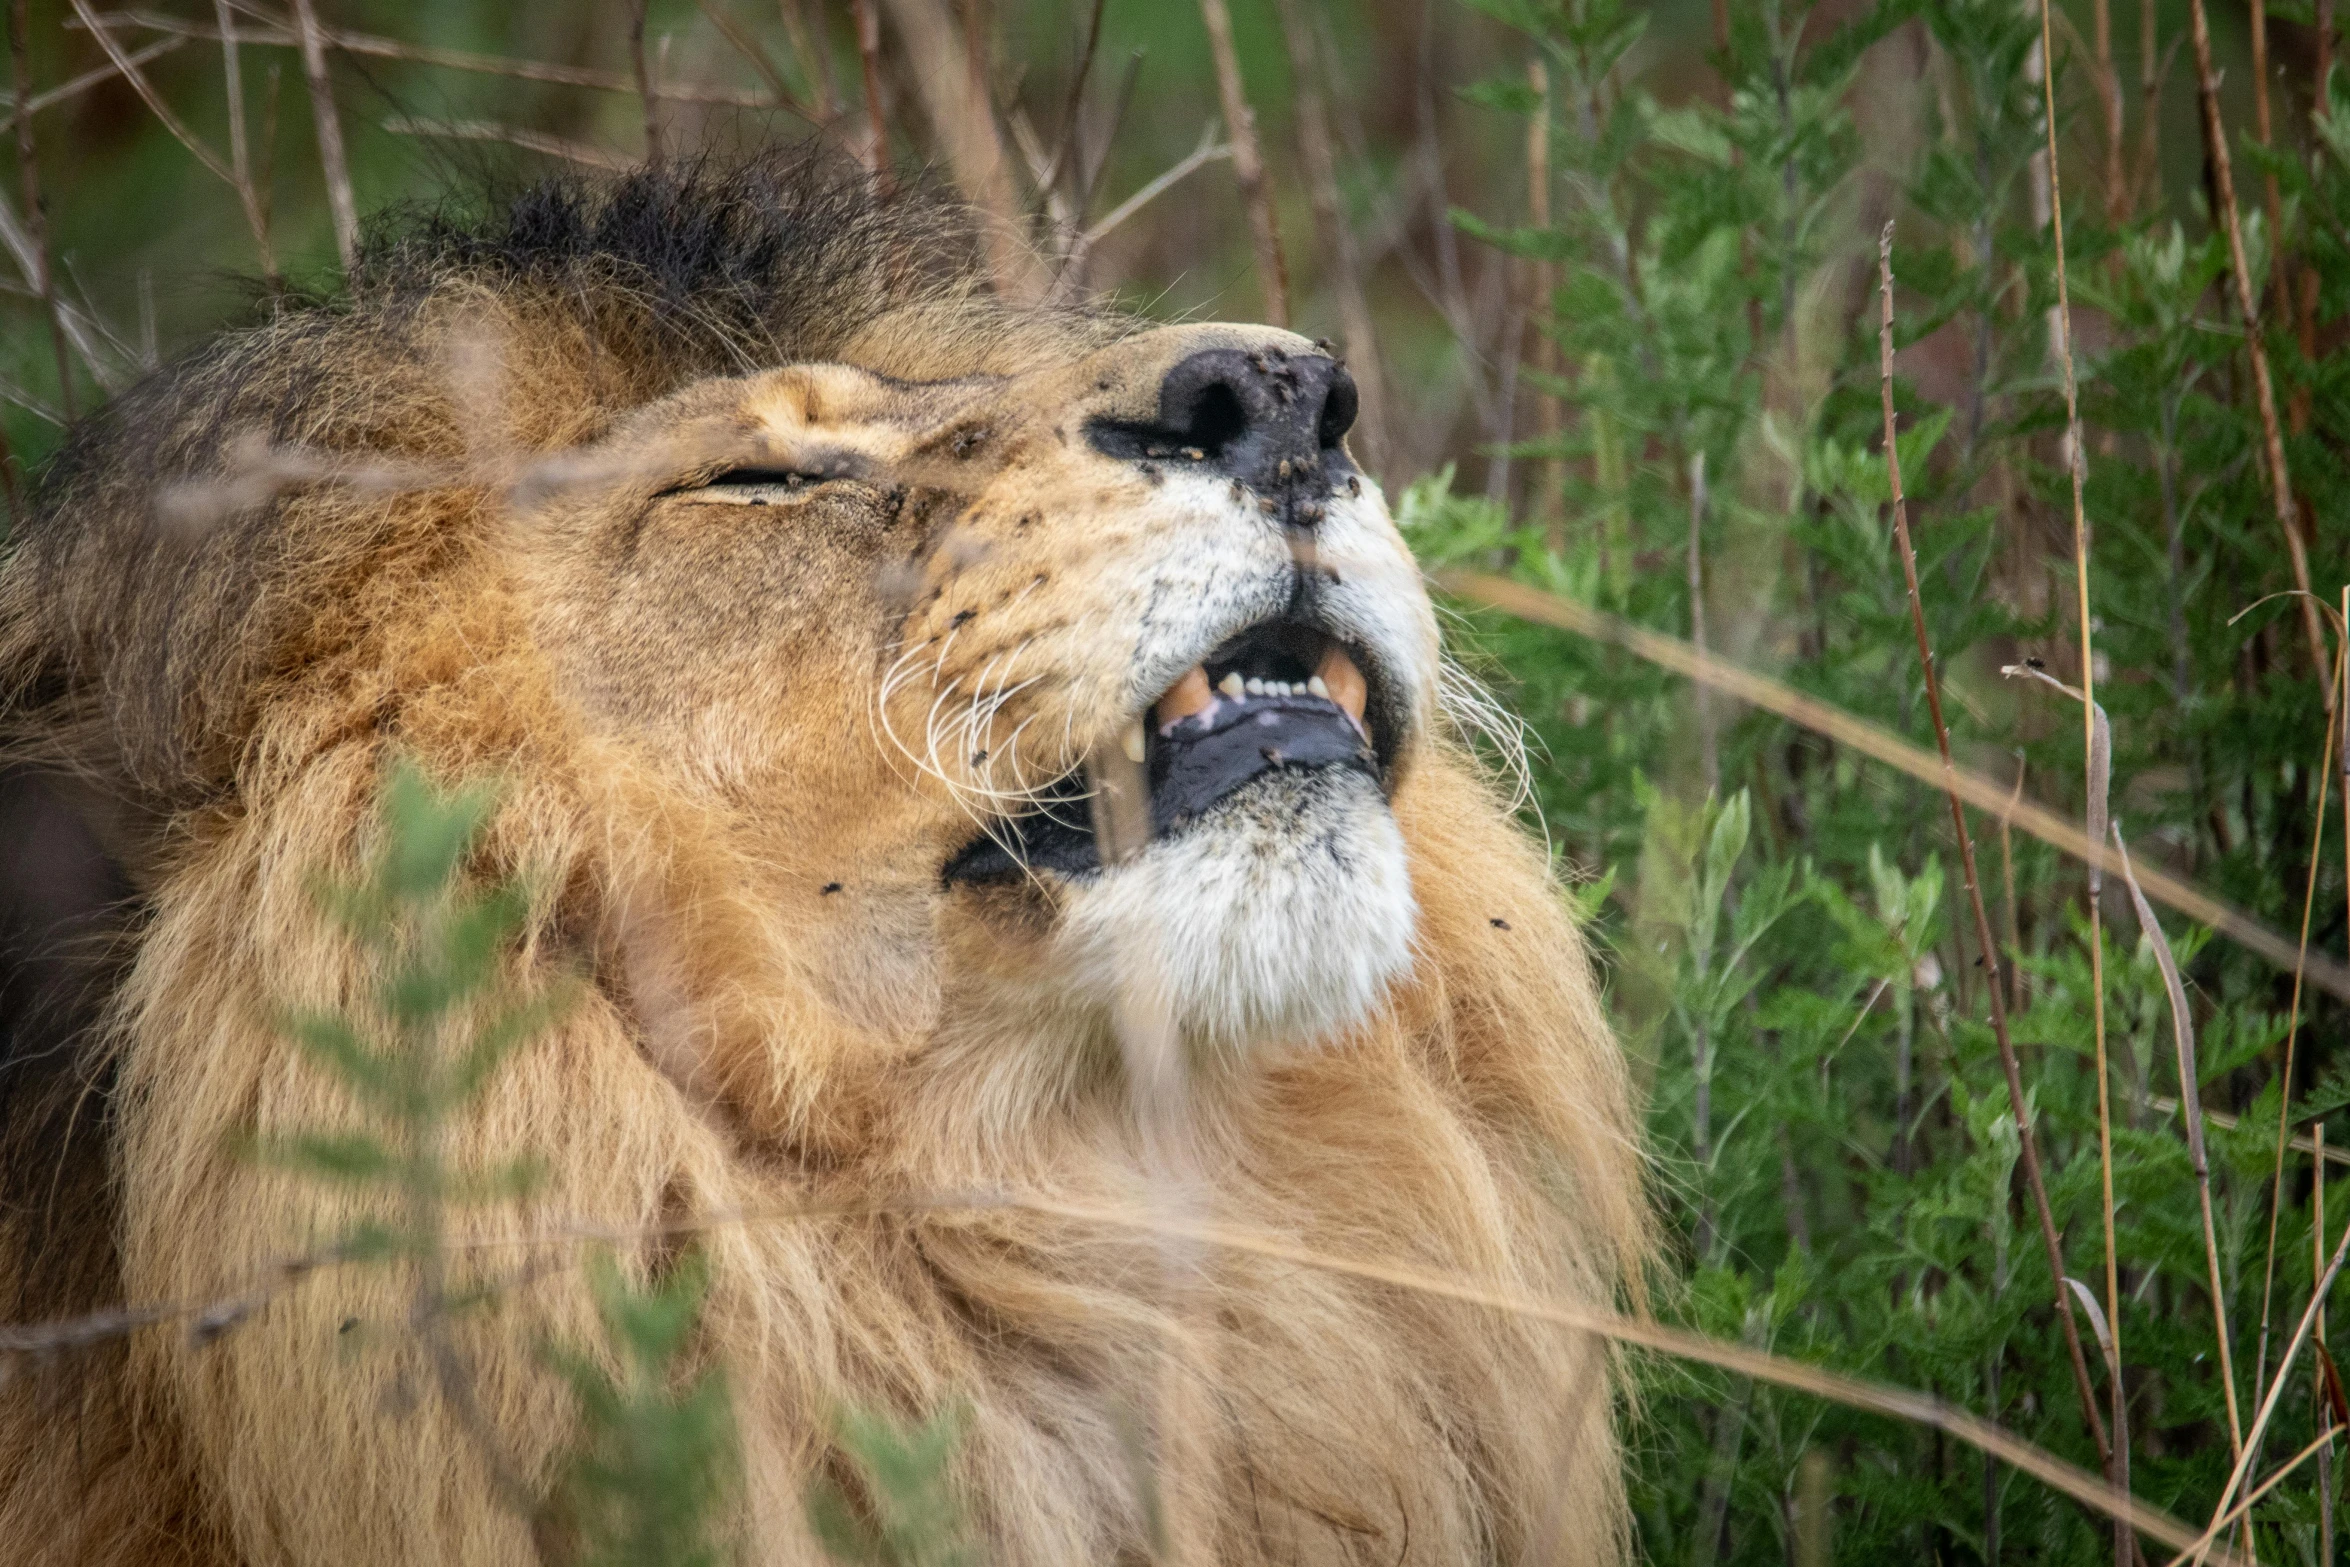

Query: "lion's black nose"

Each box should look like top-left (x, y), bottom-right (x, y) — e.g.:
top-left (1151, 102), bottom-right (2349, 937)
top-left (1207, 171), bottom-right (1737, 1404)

top-left (1089, 346), bottom-right (1358, 524)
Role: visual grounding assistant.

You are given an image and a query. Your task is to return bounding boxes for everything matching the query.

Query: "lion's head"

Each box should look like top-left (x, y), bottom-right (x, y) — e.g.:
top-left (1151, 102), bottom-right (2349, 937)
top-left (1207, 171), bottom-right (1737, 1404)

top-left (0, 156), bottom-right (1644, 1567)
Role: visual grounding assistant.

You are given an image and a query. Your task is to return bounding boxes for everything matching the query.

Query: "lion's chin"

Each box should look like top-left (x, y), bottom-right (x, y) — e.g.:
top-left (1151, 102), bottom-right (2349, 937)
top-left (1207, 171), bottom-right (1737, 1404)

top-left (1053, 767), bottom-right (1416, 1054)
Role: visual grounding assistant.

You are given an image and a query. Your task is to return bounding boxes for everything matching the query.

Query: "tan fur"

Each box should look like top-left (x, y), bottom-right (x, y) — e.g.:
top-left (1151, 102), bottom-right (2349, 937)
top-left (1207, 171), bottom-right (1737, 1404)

top-left (0, 162), bottom-right (1647, 1566)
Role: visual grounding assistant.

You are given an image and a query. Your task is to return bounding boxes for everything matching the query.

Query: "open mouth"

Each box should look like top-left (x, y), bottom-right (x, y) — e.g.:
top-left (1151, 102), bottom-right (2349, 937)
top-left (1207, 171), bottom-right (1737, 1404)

top-left (942, 617), bottom-right (1385, 884)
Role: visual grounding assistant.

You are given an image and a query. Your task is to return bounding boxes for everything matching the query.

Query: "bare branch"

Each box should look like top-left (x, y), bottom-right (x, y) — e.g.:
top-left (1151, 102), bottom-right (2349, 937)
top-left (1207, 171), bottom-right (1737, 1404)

top-left (215, 0), bottom-right (277, 281)
top-left (1196, 0), bottom-right (1288, 327)
top-left (695, 0), bottom-right (806, 118)
top-left (0, 33), bottom-right (180, 136)
top-left (8, 0), bottom-right (73, 419)
top-left (62, 0), bottom-right (234, 185)
top-left (1080, 124), bottom-right (1230, 249)
top-left (878, 0), bottom-right (1045, 301)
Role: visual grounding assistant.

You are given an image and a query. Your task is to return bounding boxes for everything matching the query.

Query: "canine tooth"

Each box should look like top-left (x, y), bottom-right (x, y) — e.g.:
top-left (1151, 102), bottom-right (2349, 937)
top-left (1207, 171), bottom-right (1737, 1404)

top-left (1315, 644), bottom-right (1370, 736)
top-left (1120, 718), bottom-right (1147, 764)
top-left (1154, 665), bottom-right (1213, 728)
top-left (1308, 675), bottom-right (1331, 699)
top-left (1218, 671), bottom-right (1246, 699)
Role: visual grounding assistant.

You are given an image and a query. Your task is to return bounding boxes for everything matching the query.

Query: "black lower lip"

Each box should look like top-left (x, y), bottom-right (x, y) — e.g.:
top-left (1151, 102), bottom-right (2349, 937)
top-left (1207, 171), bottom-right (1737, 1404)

top-left (939, 700), bottom-right (1376, 885)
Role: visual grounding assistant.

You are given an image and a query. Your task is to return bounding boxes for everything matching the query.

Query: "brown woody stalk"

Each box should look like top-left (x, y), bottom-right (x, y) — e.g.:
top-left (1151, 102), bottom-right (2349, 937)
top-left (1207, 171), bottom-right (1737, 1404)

top-left (1197, 0), bottom-right (1289, 328)
top-left (1272, 0), bottom-right (1387, 473)
top-left (2187, 0), bottom-right (2329, 690)
top-left (1874, 223), bottom-right (2116, 1496)
top-left (7, 0), bottom-right (71, 419)
top-left (0, 34), bottom-right (180, 139)
top-left (62, 0), bottom-right (231, 185)
top-left (286, 0), bottom-right (354, 269)
top-left (2249, 0), bottom-right (2291, 330)
top-left (2030, 7), bottom-right (2130, 1546)
top-left (1525, 57), bottom-right (1561, 540)
top-left (777, 0), bottom-right (836, 118)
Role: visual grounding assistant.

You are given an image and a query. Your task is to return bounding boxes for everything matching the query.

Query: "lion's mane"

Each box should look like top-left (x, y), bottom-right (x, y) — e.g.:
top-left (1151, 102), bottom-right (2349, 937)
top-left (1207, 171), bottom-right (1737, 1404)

top-left (0, 154), bottom-right (1648, 1567)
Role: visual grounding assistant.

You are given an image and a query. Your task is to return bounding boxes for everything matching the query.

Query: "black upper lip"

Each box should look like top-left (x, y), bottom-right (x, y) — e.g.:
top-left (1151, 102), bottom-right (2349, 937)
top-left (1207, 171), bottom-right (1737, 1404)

top-left (940, 612), bottom-right (1395, 885)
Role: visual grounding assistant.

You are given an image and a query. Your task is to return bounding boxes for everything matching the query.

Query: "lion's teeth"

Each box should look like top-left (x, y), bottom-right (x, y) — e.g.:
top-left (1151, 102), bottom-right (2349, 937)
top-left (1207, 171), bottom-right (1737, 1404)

top-left (1307, 674), bottom-right (1331, 700)
top-left (1245, 677), bottom-right (1266, 695)
top-left (1315, 644), bottom-right (1370, 738)
top-left (1120, 718), bottom-right (1147, 763)
top-left (1154, 665), bottom-right (1213, 728)
top-left (1217, 670), bottom-right (1245, 700)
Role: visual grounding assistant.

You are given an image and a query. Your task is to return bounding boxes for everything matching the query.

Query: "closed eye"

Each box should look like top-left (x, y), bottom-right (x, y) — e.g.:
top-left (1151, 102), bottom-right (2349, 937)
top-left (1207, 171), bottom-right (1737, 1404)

top-left (660, 460), bottom-right (864, 505)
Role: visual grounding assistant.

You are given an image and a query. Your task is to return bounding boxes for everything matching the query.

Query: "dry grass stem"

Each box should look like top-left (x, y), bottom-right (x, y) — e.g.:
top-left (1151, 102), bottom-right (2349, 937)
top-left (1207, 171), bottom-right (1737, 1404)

top-left (1877, 223), bottom-right (2116, 1486)
top-left (2186, 0), bottom-right (2329, 688)
top-left (2030, 5), bottom-right (2129, 1539)
top-left (1523, 56), bottom-right (1560, 537)
top-left (694, 0), bottom-right (806, 119)
top-left (2093, 0), bottom-right (2125, 219)
top-left (213, 0), bottom-right (276, 279)
top-left (284, 0), bottom-right (353, 270)
top-left (0, 32), bottom-right (178, 135)
top-left (1079, 126), bottom-right (1230, 250)
top-left (2111, 826), bottom-right (2245, 1459)
top-left (1197, 0), bottom-right (1289, 328)
top-left (2251, 632), bottom-right (2341, 1421)
top-left (1434, 569), bottom-right (2350, 1003)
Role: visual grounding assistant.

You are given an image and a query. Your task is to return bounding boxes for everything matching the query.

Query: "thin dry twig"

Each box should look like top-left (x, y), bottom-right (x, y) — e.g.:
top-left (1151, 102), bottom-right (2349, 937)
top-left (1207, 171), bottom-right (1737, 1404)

top-left (1197, 0), bottom-right (1289, 328)
top-left (214, 0), bottom-right (276, 281)
top-left (82, 7), bottom-right (788, 108)
top-left (1877, 224), bottom-right (2116, 1488)
top-left (7, 0), bottom-right (73, 420)
top-left (1080, 124), bottom-right (1231, 248)
top-left (2186, 0), bottom-right (2329, 690)
top-left (2030, 5), bottom-right (2130, 1539)
top-left (695, 0), bottom-right (801, 115)
top-left (850, 0), bottom-right (888, 184)
top-left (2111, 826), bottom-right (2246, 1459)
top-left (0, 32), bottom-right (178, 135)
top-left (62, 0), bottom-right (233, 186)
top-left (381, 116), bottom-right (635, 173)
top-left (284, 0), bottom-right (353, 269)
top-left (1432, 569), bottom-right (2350, 1005)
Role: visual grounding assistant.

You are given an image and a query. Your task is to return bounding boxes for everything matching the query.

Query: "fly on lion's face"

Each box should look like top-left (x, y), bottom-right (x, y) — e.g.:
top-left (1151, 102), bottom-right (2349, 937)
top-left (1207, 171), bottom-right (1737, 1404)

top-left (520, 323), bottom-right (1436, 1064)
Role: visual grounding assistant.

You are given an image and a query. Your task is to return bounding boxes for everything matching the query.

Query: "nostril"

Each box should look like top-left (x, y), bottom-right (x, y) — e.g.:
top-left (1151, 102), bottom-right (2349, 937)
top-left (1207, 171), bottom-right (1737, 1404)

top-left (1317, 368), bottom-right (1358, 449)
top-left (1170, 378), bottom-right (1250, 456)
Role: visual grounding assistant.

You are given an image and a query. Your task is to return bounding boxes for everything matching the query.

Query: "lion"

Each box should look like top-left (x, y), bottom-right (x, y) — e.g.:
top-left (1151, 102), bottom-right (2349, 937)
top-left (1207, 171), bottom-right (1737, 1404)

top-left (0, 154), bottom-right (1646, 1566)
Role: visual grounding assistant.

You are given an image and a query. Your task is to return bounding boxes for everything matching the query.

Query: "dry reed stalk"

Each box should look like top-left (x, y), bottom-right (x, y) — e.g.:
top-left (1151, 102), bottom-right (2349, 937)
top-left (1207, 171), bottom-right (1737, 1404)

top-left (1688, 450), bottom-right (1717, 797)
top-left (878, 0), bottom-right (1046, 303)
top-left (213, 0), bottom-right (277, 282)
top-left (2249, 0), bottom-right (2291, 331)
top-left (1434, 569), bottom-right (2350, 1003)
top-left (7, 0), bottom-right (72, 420)
top-left (851, 0), bottom-right (890, 187)
top-left (1197, 0), bottom-right (1289, 328)
top-left (2131, 0), bottom-right (2161, 213)
top-left (1876, 223), bottom-right (2117, 1494)
top-left (1272, 0), bottom-right (1389, 474)
top-left (2111, 828), bottom-right (2245, 1460)
top-left (285, 0), bottom-right (353, 270)
top-left (2186, 0), bottom-right (2330, 691)
top-left (2003, 756), bottom-right (2027, 1014)
top-left (2187, 1427), bottom-right (2342, 1559)
top-left (87, 9), bottom-right (792, 110)
top-left (2250, 628), bottom-right (2341, 1428)
top-left (1075, 125), bottom-right (1230, 252)
top-left (2030, 5), bottom-right (2129, 1544)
